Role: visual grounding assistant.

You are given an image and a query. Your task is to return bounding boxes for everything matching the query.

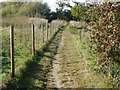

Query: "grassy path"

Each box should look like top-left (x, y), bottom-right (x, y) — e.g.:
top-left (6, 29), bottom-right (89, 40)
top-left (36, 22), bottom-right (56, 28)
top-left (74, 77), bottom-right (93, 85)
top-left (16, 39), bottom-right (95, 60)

top-left (49, 30), bottom-right (112, 88)
top-left (5, 27), bottom-right (112, 89)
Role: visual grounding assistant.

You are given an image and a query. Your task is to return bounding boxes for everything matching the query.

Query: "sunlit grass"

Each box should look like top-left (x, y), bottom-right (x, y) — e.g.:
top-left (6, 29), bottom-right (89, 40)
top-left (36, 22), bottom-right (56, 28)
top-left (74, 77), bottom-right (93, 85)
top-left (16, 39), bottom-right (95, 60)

top-left (1, 26), bottom-right (51, 82)
top-left (61, 27), bottom-right (112, 88)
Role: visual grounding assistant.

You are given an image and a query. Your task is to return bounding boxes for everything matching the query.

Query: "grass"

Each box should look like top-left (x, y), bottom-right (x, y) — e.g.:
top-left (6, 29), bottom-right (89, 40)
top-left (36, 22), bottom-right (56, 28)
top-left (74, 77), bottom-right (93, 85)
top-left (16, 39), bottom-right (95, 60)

top-left (74, 27), bottom-right (120, 88)
top-left (57, 26), bottom-right (112, 88)
top-left (71, 27), bottom-right (119, 88)
top-left (74, 34), bottom-right (112, 87)
top-left (2, 26), bottom-right (64, 89)
top-left (1, 17), bottom-right (63, 84)
top-left (1, 25), bottom-right (118, 88)
top-left (1, 20), bottom-right (60, 83)
top-left (1, 24), bottom-right (52, 75)
top-left (66, 27), bottom-right (78, 34)
top-left (2, 17), bottom-right (29, 27)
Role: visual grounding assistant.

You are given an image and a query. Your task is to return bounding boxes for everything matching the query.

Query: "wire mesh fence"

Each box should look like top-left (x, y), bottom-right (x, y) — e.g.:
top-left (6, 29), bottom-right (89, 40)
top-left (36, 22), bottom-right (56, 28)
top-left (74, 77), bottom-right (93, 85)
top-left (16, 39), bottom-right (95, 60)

top-left (1, 19), bottom-right (66, 77)
top-left (1, 27), bottom-right (11, 74)
top-left (14, 24), bottom-right (32, 55)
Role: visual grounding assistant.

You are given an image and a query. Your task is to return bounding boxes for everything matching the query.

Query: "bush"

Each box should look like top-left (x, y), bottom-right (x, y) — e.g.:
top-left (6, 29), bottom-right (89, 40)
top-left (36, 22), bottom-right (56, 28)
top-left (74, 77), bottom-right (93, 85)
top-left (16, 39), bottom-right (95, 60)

top-left (86, 2), bottom-right (120, 87)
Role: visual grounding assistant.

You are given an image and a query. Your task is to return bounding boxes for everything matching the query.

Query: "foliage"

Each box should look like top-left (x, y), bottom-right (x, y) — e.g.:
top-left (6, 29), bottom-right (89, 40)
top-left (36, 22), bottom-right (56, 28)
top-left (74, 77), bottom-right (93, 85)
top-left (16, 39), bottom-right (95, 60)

top-left (66, 27), bottom-right (78, 34)
top-left (1, 2), bottom-right (23, 17)
top-left (1, 27), bottom-right (32, 82)
top-left (71, 4), bottom-right (87, 21)
top-left (56, 9), bottom-right (73, 21)
top-left (55, 0), bottom-right (73, 21)
top-left (47, 12), bottom-right (58, 22)
top-left (56, 1), bottom-right (89, 21)
top-left (1, 2), bottom-right (50, 18)
top-left (86, 2), bottom-right (120, 87)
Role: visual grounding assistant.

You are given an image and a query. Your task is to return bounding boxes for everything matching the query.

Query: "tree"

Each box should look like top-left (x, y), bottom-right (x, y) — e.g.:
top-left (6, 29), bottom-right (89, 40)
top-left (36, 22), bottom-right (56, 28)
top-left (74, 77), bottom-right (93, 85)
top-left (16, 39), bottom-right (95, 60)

top-left (71, 4), bottom-right (87, 21)
top-left (1, 2), bottom-right (51, 18)
top-left (55, 0), bottom-right (73, 21)
top-left (56, 0), bottom-right (88, 21)
top-left (1, 2), bottom-right (24, 17)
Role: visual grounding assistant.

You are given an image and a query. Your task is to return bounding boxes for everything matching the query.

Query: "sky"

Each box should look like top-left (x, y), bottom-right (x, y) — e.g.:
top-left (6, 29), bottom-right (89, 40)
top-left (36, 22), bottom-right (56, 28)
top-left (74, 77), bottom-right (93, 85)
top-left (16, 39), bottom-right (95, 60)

top-left (43, 0), bottom-right (86, 11)
top-left (0, 0), bottom-right (86, 11)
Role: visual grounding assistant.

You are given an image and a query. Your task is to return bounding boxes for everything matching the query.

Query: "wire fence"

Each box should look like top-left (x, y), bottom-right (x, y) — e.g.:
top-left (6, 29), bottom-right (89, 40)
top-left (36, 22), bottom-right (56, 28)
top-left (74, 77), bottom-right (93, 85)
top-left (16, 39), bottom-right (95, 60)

top-left (1, 19), bottom-right (66, 77)
top-left (1, 27), bottom-right (11, 75)
top-left (14, 24), bottom-right (32, 55)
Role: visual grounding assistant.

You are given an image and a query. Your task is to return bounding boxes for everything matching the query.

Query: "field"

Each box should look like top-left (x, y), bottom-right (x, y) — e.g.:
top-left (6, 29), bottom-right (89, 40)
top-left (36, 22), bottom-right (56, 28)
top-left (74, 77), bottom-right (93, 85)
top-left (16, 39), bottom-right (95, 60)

top-left (1, 18), bottom-right (64, 86)
top-left (1, 1), bottom-right (120, 89)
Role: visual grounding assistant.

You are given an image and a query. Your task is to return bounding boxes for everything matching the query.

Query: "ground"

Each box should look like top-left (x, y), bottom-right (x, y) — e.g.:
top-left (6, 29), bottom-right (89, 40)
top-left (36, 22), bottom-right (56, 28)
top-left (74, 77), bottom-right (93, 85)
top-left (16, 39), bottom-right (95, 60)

top-left (47, 30), bottom-right (111, 88)
top-left (5, 28), bottom-right (112, 89)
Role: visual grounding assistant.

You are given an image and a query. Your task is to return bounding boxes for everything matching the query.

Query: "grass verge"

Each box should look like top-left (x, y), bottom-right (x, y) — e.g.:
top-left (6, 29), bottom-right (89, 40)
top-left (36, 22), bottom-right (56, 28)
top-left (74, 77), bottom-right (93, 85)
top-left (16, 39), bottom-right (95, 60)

top-left (58, 26), bottom-right (112, 88)
top-left (3, 26), bottom-right (64, 89)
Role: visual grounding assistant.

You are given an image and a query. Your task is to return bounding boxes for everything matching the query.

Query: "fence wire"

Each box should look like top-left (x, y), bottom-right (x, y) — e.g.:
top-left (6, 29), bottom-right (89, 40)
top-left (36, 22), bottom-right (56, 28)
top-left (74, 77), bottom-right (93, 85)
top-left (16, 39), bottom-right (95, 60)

top-left (1, 27), bottom-right (10, 74)
top-left (14, 24), bottom-right (32, 57)
top-left (1, 19), bottom-right (66, 77)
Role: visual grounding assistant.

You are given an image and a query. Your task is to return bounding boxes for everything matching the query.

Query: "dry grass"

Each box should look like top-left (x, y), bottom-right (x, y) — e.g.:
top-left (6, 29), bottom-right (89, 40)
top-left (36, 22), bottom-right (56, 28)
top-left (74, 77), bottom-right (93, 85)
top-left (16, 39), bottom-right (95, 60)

top-left (56, 30), bottom-right (112, 88)
top-left (2, 16), bottom-right (29, 27)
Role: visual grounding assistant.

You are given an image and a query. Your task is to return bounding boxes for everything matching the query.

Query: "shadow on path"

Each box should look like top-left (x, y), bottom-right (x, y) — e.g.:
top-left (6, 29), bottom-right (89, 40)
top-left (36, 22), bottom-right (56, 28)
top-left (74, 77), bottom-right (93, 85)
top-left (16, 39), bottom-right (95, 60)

top-left (5, 27), bottom-right (64, 89)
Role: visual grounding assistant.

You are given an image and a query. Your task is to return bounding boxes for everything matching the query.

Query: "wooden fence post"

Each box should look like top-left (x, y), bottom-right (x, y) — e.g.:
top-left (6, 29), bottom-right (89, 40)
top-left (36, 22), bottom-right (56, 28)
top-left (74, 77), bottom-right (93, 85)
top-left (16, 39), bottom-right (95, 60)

top-left (53, 23), bottom-right (54, 33)
top-left (32, 24), bottom-right (35, 56)
top-left (50, 24), bottom-right (52, 35)
top-left (39, 25), bottom-right (41, 46)
top-left (78, 29), bottom-right (82, 41)
top-left (46, 22), bottom-right (48, 40)
top-left (10, 25), bottom-right (14, 77)
top-left (54, 24), bottom-right (55, 32)
top-left (56, 25), bottom-right (57, 31)
top-left (52, 23), bottom-right (54, 34)
top-left (42, 24), bottom-right (44, 43)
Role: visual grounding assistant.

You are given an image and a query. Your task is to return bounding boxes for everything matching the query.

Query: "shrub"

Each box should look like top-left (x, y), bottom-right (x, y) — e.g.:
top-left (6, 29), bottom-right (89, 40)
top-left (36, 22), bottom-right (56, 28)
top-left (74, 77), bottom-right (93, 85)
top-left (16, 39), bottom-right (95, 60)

top-left (86, 2), bottom-right (120, 87)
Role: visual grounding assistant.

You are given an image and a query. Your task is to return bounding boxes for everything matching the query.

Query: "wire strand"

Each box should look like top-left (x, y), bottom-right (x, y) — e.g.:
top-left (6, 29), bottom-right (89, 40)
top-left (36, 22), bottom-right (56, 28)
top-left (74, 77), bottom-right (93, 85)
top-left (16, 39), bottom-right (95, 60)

top-left (0, 28), bottom-right (10, 31)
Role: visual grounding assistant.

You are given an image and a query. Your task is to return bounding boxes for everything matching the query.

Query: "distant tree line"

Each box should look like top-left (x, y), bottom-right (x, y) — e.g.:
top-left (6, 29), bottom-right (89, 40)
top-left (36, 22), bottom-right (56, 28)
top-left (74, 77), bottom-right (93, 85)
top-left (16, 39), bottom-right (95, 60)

top-left (1, 2), bottom-right (50, 18)
top-left (54, 0), bottom-right (90, 22)
top-left (1, 1), bottom-right (89, 22)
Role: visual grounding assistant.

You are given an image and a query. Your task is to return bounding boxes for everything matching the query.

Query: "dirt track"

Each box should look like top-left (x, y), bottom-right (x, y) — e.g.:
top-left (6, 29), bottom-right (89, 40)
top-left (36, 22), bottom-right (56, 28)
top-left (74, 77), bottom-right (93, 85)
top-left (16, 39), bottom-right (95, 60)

top-left (6, 29), bottom-right (112, 89)
top-left (47, 30), bottom-right (111, 88)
